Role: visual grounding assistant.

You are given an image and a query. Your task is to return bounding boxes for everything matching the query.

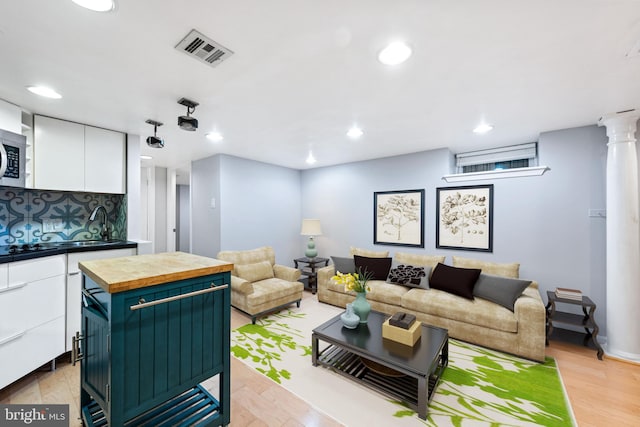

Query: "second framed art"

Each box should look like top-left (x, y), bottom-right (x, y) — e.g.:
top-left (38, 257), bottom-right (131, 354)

top-left (374, 189), bottom-right (425, 248)
top-left (436, 184), bottom-right (493, 252)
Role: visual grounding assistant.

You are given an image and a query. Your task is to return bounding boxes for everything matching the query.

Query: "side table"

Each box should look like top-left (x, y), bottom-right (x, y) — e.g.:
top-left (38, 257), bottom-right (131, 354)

top-left (294, 257), bottom-right (329, 294)
top-left (545, 290), bottom-right (604, 360)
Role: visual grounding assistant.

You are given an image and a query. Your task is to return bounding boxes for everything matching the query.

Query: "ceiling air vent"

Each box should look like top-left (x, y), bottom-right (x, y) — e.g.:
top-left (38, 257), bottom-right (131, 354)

top-left (175, 29), bottom-right (234, 68)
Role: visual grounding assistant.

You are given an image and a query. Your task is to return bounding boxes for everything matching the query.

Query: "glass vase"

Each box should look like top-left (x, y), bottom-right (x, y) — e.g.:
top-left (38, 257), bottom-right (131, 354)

top-left (340, 303), bottom-right (360, 329)
top-left (352, 292), bottom-right (371, 324)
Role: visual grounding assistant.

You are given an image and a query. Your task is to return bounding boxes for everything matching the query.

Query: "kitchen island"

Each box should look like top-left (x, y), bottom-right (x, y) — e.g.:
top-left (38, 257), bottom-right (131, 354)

top-left (78, 252), bottom-right (233, 427)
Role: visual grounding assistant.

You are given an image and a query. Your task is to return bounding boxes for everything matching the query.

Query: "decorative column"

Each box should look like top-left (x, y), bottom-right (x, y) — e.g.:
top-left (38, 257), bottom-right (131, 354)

top-left (598, 110), bottom-right (640, 361)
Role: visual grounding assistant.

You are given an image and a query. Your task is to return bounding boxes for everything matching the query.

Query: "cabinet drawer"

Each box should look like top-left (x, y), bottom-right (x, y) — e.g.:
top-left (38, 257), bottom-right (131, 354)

top-left (8, 254), bottom-right (65, 285)
top-left (0, 274), bottom-right (65, 338)
top-left (0, 316), bottom-right (65, 389)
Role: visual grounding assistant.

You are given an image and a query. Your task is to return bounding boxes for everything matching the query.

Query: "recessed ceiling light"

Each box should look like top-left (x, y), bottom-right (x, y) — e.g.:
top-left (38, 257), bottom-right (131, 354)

top-left (71, 0), bottom-right (115, 12)
top-left (473, 123), bottom-right (494, 134)
top-left (206, 131), bottom-right (224, 142)
top-left (347, 126), bottom-right (363, 139)
top-left (378, 42), bottom-right (412, 65)
top-left (306, 151), bottom-right (316, 165)
top-left (140, 155), bottom-right (153, 160)
top-left (26, 86), bottom-right (62, 99)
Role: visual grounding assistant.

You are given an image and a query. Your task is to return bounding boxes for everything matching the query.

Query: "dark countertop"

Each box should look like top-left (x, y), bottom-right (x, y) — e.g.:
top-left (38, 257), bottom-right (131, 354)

top-left (0, 240), bottom-right (138, 264)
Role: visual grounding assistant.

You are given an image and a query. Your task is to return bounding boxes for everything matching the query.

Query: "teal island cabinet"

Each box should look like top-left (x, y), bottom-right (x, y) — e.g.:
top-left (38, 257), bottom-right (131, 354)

top-left (77, 252), bottom-right (233, 427)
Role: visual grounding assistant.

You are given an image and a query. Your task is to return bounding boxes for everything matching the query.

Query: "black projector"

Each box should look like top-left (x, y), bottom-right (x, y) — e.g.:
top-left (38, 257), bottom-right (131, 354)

top-left (146, 135), bottom-right (164, 148)
top-left (178, 115), bottom-right (198, 131)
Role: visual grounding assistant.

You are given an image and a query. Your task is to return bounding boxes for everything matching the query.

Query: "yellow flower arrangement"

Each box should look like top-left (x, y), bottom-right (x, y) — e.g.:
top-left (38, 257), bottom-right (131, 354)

top-left (332, 269), bottom-right (373, 294)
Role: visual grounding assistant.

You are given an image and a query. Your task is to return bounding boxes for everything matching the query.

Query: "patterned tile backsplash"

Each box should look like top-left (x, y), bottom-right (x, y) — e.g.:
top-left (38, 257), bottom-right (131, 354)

top-left (0, 187), bottom-right (127, 245)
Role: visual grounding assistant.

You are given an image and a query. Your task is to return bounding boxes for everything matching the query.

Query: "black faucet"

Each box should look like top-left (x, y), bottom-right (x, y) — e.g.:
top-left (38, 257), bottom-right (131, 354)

top-left (89, 205), bottom-right (110, 241)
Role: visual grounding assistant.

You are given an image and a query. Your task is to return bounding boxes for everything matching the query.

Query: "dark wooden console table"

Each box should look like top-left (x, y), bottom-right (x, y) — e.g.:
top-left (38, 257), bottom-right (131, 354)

top-left (546, 290), bottom-right (604, 360)
top-left (294, 256), bottom-right (329, 294)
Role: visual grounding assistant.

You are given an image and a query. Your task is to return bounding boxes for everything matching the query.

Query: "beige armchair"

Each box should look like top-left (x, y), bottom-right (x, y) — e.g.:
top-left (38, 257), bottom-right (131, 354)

top-left (216, 246), bottom-right (303, 323)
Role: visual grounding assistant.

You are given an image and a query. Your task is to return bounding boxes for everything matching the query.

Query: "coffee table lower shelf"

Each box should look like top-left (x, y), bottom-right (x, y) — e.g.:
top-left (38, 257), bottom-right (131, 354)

top-left (316, 344), bottom-right (445, 418)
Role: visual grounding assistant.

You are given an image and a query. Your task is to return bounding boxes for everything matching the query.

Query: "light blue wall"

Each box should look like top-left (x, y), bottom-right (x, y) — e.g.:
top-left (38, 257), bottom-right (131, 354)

top-left (191, 125), bottom-right (609, 333)
top-left (191, 155), bottom-right (221, 258)
top-left (191, 154), bottom-right (301, 265)
top-left (301, 125), bottom-right (608, 333)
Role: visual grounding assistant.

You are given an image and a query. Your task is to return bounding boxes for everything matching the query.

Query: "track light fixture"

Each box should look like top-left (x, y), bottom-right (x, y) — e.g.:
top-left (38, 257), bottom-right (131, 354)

top-left (177, 97), bottom-right (199, 131)
top-left (145, 119), bottom-right (164, 148)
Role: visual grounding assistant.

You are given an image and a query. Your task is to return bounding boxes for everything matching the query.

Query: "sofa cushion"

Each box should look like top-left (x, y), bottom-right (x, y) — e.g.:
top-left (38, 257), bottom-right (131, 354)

top-left (473, 274), bottom-right (532, 311)
top-left (235, 261), bottom-right (274, 282)
top-left (331, 256), bottom-right (356, 274)
top-left (354, 255), bottom-right (392, 280)
top-left (349, 246), bottom-right (389, 258)
top-left (429, 263), bottom-right (480, 300)
top-left (328, 279), bottom-right (409, 306)
top-left (387, 262), bottom-right (430, 289)
top-left (401, 288), bottom-right (518, 333)
top-left (394, 252), bottom-right (445, 269)
top-left (452, 256), bottom-right (520, 279)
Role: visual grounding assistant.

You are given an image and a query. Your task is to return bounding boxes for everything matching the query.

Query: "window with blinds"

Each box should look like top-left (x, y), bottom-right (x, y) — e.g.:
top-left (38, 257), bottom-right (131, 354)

top-left (456, 143), bottom-right (537, 173)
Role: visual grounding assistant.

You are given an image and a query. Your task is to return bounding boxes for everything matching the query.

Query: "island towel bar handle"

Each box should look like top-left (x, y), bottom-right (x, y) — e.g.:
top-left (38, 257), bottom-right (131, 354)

top-left (130, 284), bottom-right (229, 311)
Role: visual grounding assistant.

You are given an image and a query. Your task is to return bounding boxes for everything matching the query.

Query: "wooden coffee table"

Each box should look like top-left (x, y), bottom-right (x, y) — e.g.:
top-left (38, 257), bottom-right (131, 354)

top-left (311, 310), bottom-right (448, 420)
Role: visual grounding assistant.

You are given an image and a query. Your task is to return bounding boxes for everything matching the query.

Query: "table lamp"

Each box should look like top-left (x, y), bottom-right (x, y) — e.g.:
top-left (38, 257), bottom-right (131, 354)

top-left (300, 219), bottom-right (322, 258)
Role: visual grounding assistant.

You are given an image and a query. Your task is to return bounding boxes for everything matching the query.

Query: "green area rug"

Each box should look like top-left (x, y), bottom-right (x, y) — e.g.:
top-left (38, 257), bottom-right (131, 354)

top-left (231, 302), bottom-right (575, 426)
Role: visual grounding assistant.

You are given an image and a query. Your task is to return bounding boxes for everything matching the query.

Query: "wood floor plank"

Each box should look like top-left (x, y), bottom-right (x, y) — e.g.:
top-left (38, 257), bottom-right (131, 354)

top-left (1, 292), bottom-right (638, 426)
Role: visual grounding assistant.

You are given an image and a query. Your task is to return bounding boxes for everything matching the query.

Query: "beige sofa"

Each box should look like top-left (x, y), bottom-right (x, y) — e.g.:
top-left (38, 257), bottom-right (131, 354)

top-left (317, 247), bottom-right (546, 362)
top-left (217, 246), bottom-right (303, 323)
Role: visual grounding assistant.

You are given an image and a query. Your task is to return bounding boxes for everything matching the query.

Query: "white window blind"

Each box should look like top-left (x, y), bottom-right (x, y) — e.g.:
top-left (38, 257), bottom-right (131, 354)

top-left (456, 143), bottom-right (537, 167)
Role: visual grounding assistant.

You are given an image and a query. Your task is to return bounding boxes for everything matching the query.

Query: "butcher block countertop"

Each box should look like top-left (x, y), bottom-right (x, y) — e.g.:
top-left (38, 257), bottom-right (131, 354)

top-left (78, 251), bottom-right (233, 294)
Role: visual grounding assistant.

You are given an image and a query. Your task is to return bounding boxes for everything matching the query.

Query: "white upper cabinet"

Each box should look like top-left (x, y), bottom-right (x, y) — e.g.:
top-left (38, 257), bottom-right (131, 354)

top-left (34, 115), bottom-right (126, 194)
top-left (34, 115), bottom-right (84, 191)
top-left (84, 125), bottom-right (126, 193)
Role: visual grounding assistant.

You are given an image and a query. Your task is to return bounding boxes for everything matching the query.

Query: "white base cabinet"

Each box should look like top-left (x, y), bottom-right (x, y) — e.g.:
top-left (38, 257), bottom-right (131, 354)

top-left (0, 255), bottom-right (66, 390)
top-left (66, 248), bottom-right (136, 351)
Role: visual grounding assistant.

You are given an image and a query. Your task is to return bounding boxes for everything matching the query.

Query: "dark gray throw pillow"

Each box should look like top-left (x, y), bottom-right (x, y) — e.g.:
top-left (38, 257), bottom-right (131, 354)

top-left (387, 262), bottom-right (431, 289)
top-left (353, 255), bottom-right (393, 280)
top-left (331, 256), bottom-right (356, 274)
top-left (473, 273), bottom-right (532, 311)
top-left (429, 263), bottom-right (481, 300)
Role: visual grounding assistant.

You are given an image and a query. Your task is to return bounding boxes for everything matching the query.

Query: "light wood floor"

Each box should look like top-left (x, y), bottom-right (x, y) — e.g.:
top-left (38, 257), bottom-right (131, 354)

top-left (1, 292), bottom-right (638, 426)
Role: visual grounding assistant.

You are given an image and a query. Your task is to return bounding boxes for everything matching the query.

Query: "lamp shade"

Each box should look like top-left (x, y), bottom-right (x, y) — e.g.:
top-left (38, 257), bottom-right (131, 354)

top-left (300, 219), bottom-right (322, 236)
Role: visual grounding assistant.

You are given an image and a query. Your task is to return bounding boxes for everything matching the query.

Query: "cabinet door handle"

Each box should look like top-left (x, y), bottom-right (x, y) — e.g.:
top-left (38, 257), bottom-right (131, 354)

top-left (130, 284), bottom-right (229, 311)
top-left (71, 331), bottom-right (84, 366)
top-left (0, 282), bottom-right (27, 294)
top-left (68, 271), bottom-right (81, 276)
top-left (0, 330), bottom-right (25, 346)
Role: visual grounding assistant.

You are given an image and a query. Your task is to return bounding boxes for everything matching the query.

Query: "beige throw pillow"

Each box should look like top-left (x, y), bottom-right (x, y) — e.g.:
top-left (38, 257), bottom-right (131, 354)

top-left (235, 261), bottom-right (275, 282)
top-left (349, 246), bottom-right (389, 258)
top-left (452, 256), bottom-right (520, 279)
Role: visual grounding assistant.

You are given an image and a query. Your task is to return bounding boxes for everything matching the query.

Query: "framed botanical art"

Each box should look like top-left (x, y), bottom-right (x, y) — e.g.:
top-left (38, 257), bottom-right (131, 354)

top-left (374, 189), bottom-right (425, 248)
top-left (436, 184), bottom-right (493, 252)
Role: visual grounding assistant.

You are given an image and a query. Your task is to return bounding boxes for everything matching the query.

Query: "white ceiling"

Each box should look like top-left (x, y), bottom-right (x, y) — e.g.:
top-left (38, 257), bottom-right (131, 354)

top-left (1, 1), bottom-right (640, 183)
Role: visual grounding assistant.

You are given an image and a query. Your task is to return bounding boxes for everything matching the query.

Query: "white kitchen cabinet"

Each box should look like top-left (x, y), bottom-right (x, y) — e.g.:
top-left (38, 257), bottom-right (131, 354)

top-left (84, 126), bottom-right (126, 193)
top-left (0, 255), bottom-right (66, 390)
top-left (33, 115), bottom-right (126, 193)
top-left (0, 264), bottom-right (7, 289)
top-left (65, 248), bottom-right (136, 351)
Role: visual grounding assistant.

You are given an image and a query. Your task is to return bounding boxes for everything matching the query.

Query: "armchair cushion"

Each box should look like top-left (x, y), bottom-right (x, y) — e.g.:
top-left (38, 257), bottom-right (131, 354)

top-left (273, 264), bottom-right (302, 282)
top-left (235, 260), bottom-right (275, 282)
top-left (230, 275), bottom-right (254, 295)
